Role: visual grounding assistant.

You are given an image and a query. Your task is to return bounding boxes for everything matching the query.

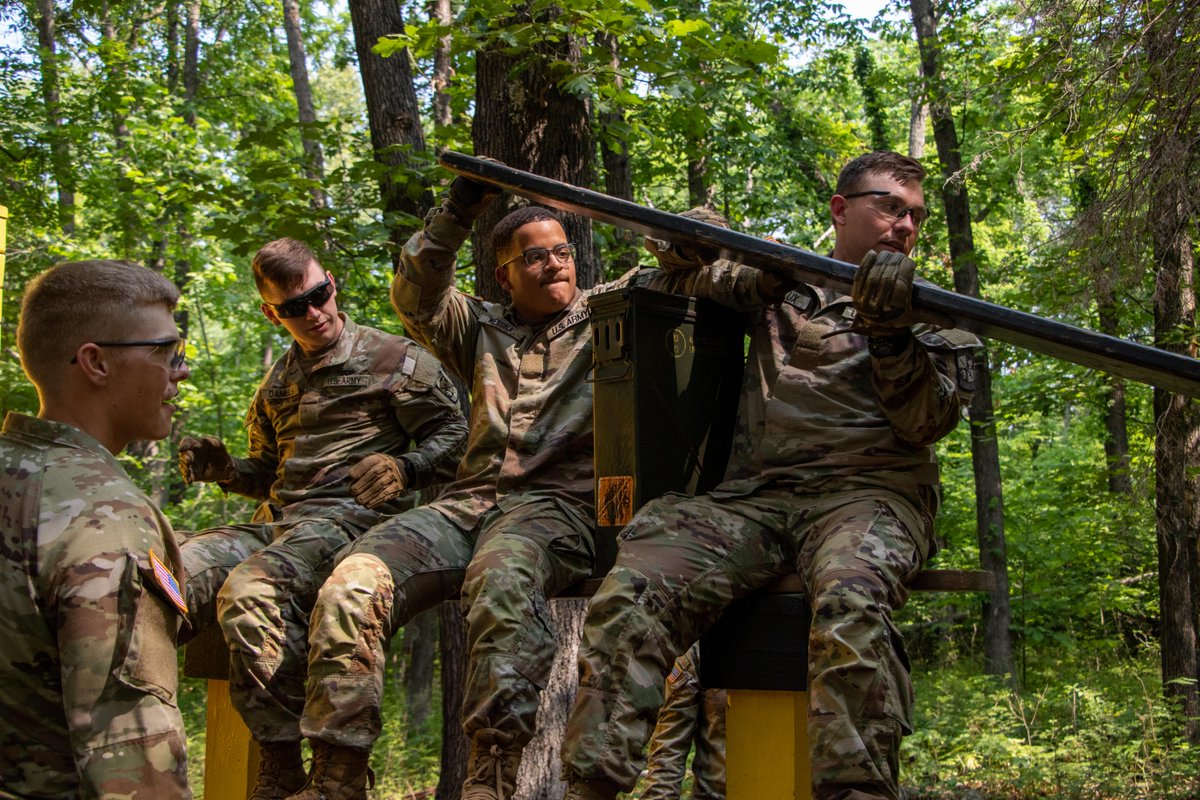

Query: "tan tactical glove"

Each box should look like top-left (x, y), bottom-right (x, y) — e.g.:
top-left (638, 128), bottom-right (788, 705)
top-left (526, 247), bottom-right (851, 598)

top-left (851, 250), bottom-right (919, 336)
top-left (644, 206), bottom-right (727, 272)
top-left (179, 436), bottom-right (236, 485)
top-left (349, 453), bottom-right (408, 509)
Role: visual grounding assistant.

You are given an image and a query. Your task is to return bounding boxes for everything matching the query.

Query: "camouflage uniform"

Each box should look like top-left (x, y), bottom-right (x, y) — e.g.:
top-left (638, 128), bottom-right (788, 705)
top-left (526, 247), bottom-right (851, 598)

top-left (563, 280), bottom-right (979, 800)
top-left (180, 316), bottom-right (467, 743)
top-left (0, 412), bottom-right (190, 797)
top-left (641, 643), bottom-right (726, 800)
top-left (299, 204), bottom-right (765, 752)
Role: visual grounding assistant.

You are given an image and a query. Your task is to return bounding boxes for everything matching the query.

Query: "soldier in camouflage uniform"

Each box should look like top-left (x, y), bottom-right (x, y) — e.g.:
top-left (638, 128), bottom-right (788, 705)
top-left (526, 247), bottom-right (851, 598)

top-left (640, 643), bottom-right (726, 800)
top-left (288, 178), bottom-right (770, 800)
top-left (177, 238), bottom-right (468, 800)
top-left (0, 260), bottom-right (192, 796)
top-left (561, 152), bottom-right (981, 800)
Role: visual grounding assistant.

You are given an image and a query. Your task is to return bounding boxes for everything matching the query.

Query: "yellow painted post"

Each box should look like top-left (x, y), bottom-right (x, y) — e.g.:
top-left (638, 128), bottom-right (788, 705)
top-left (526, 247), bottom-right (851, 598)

top-left (184, 625), bottom-right (257, 799)
top-left (725, 689), bottom-right (813, 800)
top-left (202, 679), bottom-right (259, 800)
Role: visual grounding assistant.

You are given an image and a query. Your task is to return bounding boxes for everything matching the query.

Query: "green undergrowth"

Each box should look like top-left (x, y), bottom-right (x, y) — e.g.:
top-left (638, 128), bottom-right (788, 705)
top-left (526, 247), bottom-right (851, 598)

top-left (903, 645), bottom-right (1199, 800)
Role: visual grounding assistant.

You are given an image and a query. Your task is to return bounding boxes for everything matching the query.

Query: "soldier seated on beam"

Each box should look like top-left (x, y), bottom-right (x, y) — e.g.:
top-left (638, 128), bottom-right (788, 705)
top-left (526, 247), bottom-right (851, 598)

top-left (286, 169), bottom-right (776, 800)
top-left (560, 151), bottom-right (982, 800)
top-left (176, 237), bottom-right (468, 800)
top-left (0, 260), bottom-right (193, 796)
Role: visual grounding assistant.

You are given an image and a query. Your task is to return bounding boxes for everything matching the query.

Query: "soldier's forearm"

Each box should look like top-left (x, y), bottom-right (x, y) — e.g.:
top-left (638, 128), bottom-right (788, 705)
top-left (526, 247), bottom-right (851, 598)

top-left (217, 457), bottom-right (274, 501)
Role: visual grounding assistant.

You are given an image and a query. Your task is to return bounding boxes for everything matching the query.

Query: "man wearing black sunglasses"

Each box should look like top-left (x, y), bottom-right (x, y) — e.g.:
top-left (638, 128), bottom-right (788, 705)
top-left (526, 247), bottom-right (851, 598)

top-left (0, 260), bottom-right (192, 796)
top-left (176, 237), bottom-right (468, 799)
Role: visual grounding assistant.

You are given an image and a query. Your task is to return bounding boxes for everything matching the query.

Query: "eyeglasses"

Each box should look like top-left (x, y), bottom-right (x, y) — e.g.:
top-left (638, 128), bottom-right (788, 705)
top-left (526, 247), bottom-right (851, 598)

top-left (843, 190), bottom-right (929, 228)
top-left (500, 243), bottom-right (577, 270)
top-left (70, 337), bottom-right (188, 370)
top-left (265, 275), bottom-right (335, 318)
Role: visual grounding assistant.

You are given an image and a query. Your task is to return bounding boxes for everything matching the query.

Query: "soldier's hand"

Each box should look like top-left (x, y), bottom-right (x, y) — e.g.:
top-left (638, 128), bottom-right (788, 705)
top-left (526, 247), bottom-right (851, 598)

top-left (445, 171), bottom-right (502, 226)
top-left (852, 250), bottom-right (916, 334)
top-left (179, 436), bottom-right (236, 485)
top-left (644, 206), bottom-right (728, 273)
top-left (349, 453), bottom-right (408, 509)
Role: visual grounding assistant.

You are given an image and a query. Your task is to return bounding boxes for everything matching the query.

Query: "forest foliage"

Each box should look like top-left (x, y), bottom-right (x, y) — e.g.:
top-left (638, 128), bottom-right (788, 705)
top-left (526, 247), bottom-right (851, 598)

top-left (1, 0), bottom-right (1197, 796)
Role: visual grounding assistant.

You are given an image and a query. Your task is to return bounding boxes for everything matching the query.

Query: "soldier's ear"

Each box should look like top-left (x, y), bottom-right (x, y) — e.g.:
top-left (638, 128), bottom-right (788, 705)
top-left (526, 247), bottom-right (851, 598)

top-left (830, 194), bottom-right (849, 228)
top-left (495, 264), bottom-right (512, 293)
top-left (72, 342), bottom-right (112, 386)
top-left (260, 303), bottom-right (283, 326)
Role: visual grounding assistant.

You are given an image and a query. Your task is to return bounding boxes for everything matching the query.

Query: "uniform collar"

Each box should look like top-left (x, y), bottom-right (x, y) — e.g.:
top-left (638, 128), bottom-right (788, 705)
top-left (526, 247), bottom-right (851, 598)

top-left (2, 411), bottom-right (122, 463)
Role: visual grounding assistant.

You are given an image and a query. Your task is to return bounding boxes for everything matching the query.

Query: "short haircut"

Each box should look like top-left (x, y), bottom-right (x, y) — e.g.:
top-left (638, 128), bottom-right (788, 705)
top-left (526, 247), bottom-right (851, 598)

top-left (835, 151), bottom-right (926, 196)
top-left (252, 238), bottom-right (321, 294)
top-left (491, 206), bottom-right (563, 261)
top-left (18, 260), bottom-right (180, 392)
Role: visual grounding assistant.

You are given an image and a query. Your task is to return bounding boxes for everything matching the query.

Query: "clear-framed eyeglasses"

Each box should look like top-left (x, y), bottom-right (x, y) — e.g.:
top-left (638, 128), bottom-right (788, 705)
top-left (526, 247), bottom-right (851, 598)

top-left (500, 242), bottom-right (577, 270)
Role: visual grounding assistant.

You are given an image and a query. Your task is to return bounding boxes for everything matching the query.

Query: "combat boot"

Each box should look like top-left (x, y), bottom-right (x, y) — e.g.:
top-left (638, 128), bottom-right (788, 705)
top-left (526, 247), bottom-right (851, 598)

top-left (561, 776), bottom-right (621, 800)
top-left (285, 740), bottom-right (373, 800)
top-left (461, 728), bottom-right (522, 800)
top-left (249, 740), bottom-right (307, 800)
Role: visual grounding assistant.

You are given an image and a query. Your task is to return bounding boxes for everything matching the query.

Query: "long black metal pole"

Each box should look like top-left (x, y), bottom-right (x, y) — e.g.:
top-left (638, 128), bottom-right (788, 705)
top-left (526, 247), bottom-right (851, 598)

top-left (440, 150), bottom-right (1200, 398)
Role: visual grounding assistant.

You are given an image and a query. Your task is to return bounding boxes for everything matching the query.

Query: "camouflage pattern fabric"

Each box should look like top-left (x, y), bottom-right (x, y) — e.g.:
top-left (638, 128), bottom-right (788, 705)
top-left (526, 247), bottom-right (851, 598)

top-left (179, 317), bottom-right (467, 742)
top-left (640, 642), bottom-right (726, 800)
top-left (383, 203), bottom-right (766, 754)
top-left (0, 413), bottom-right (190, 798)
top-left (562, 282), bottom-right (979, 800)
top-left (300, 504), bottom-right (474, 748)
top-left (459, 499), bottom-right (595, 745)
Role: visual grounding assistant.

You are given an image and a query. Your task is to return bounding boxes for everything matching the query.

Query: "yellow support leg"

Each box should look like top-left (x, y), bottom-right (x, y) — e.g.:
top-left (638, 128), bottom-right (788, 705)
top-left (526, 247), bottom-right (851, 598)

top-left (203, 679), bottom-right (258, 800)
top-left (725, 689), bottom-right (813, 800)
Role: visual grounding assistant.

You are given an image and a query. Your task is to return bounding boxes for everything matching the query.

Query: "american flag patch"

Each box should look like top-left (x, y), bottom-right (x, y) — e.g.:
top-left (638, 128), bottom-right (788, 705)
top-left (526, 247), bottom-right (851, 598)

top-left (149, 549), bottom-right (189, 615)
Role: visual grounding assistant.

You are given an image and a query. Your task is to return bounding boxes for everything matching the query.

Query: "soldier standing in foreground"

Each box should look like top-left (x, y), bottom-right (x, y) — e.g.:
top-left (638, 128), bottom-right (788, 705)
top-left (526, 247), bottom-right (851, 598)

top-left (289, 176), bottom-right (769, 800)
top-left (561, 151), bottom-right (981, 800)
top-left (177, 238), bottom-right (467, 800)
top-left (0, 260), bottom-right (192, 796)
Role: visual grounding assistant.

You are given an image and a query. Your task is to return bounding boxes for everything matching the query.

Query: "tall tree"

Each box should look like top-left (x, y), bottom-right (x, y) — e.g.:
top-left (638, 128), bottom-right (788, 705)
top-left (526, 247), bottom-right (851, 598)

top-left (31, 0), bottom-right (74, 235)
top-left (1145, 4), bottom-right (1200, 740)
top-left (911, 0), bottom-right (1015, 678)
top-left (349, 0), bottom-right (433, 255)
top-left (597, 31), bottom-right (639, 274)
top-left (281, 0), bottom-right (328, 212)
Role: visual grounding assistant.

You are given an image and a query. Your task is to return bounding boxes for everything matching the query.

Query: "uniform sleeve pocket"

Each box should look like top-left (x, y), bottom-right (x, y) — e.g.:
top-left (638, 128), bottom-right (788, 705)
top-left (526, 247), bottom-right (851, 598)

top-left (117, 559), bottom-right (180, 704)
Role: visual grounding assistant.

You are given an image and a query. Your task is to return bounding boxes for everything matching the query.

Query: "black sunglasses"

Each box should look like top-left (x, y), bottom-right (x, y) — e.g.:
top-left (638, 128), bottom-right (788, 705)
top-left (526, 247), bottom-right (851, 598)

top-left (70, 337), bottom-right (187, 370)
top-left (266, 275), bottom-right (335, 318)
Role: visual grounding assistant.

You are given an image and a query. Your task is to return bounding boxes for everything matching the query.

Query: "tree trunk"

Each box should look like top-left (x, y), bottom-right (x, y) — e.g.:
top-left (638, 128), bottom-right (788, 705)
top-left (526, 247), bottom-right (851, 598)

top-left (400, 608), bottom-right (437, 731)
top-left (348, 0), bottom-right (433, 252)
top-left (597, 31), bottom-right (639, 276)
top-left (281, 0), bottom-right (327, 211)
top-left (430, 0), bottom-right (454, 130)
top-left (1096, 300), bottom-right (1132, 494)
top-left (33, 0), bottom-right (75, 235)
top-left (908, 62), bottom-right (928, 159)
top-left (182, 0), bottom-right (200, 126)
top-left (438, 602), bottom-right (470, 800)
top-left (472, 8), bottom-right (597, 300)
top-left (911, 0), bottom-right (1015, 679)
top-left (1147, 10), bottom-right (1200, 741)
top-left (514, 598), bottom-right (586, 800)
